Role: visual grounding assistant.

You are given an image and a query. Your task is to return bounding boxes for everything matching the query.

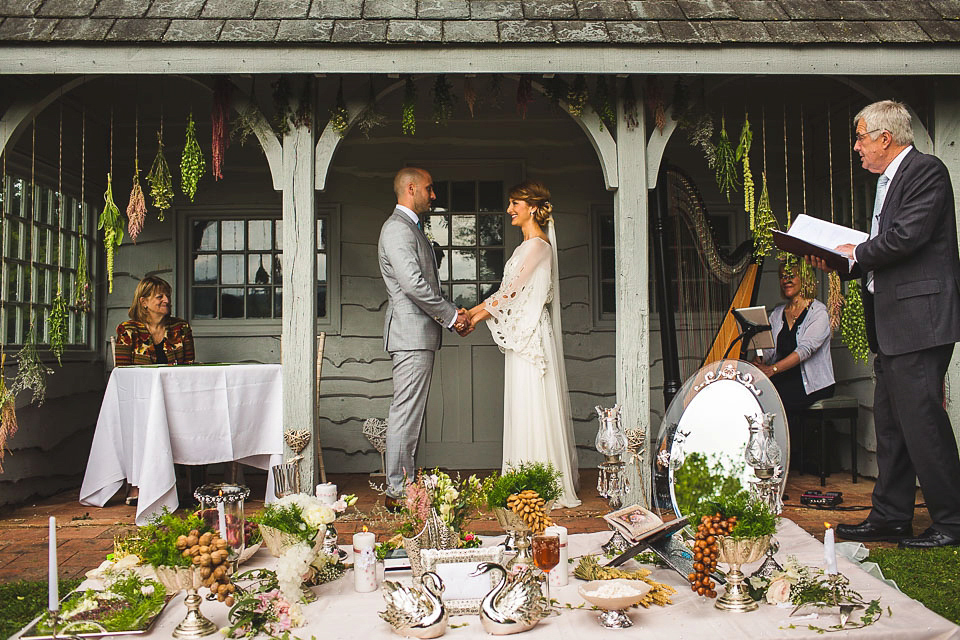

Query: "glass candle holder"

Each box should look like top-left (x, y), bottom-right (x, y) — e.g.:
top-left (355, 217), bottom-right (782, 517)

top-left (194, 483), bottom-right (251, 564)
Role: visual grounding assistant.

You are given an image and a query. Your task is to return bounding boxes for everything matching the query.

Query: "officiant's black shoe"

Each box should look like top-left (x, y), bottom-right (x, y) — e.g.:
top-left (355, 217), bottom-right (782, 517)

top-left (898, 527), bottom-right (960, 549)
top-left (835, 520), bottom-right (911, 542)
top-left (385, 496), bottom-right (405, 514)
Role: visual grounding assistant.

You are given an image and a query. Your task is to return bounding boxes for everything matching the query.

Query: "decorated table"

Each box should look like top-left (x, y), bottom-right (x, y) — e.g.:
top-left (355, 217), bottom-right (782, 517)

top-left (29, 520), bottom-right (956, 640)
top-left (79, 364), bottom-right (283, 525)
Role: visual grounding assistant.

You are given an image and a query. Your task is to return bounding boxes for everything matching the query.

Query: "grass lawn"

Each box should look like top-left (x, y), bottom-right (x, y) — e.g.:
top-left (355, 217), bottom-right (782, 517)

top-left (0, 579), bottom-right (82, 639)
top-left (871, 546), bottom-right (960, 625)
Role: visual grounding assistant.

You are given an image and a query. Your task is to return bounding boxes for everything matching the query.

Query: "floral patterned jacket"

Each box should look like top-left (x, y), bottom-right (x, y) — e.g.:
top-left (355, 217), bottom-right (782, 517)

top-left (114, 318), bottom-right (195, 366)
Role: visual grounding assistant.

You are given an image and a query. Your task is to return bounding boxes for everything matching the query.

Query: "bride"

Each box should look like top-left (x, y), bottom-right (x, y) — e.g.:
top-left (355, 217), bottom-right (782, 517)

top-left (467, 181), bottom-right (581, 508)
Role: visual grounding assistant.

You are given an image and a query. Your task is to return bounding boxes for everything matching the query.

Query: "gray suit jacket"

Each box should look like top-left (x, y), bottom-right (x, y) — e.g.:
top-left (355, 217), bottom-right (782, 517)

top-left (378, 208), bottom-right (457, 352)
top-left (854, 148), bottom-right (960, 355)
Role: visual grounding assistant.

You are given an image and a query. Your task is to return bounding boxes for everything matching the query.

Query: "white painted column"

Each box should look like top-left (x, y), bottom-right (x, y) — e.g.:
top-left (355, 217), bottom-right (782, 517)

top-left (281, 84), bottom-right (318, 488)
top-left (934, 81), bottom-right (960, 444)
top-left (614, 84), bottom-right (651, 507)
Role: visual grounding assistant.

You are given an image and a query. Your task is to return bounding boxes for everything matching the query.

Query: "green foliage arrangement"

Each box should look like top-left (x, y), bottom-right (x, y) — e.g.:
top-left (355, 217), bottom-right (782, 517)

top-left (250, 502), bottom-right (319, 544)
top-left (672, 451), bottom-right (744, 518)
top-left (330, 78), bottom-right (350, 138)
top-left (692, 489), bottom-right (778, 539)
top-left (98, 173), bottom-right (124, 294)
top-left (0, 578), bottom-right (82, 639)
top-left (35, 572), bottom-right (167, 634)
top-left (566, 75), bottom-right (589, 117)
top-left (431, 74), bottom-right (455, 126)
top-left (485, 461), bottom-right (562, 510)
top-left (841, 281), bottom-right (870, 363)
top-left (180, 112), bottom-right (205, 202)
top-left (753, 172), bottom-right (778, 259)
top-left (48, 287), bottom-right (69, 365)
top-left (146, 131), bottom-right (174, 220)
top-left (128, 508), bottom-right (211, 568)
top-left (714, 115), bottom-right (738, 202)
top-left (402, 76), bottom-right (417, 136)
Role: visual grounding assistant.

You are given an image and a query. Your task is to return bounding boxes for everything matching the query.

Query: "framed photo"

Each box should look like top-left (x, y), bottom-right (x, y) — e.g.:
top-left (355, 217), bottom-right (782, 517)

top-left (419, 546), bottom-right (505, 615)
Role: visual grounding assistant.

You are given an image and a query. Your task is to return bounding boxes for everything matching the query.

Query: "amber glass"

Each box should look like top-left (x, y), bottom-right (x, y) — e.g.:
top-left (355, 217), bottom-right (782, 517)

top-left (532, 535), bottom-right (560, 572)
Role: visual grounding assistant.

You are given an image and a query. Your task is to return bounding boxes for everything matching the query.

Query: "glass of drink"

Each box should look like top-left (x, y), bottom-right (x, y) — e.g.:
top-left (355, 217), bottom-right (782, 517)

top-left (532, 534), bottom-right (561, 607)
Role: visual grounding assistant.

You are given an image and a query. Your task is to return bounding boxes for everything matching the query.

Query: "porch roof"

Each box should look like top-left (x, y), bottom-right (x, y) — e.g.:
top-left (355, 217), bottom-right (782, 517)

top-left (0, 0), bottom-right (959, 45)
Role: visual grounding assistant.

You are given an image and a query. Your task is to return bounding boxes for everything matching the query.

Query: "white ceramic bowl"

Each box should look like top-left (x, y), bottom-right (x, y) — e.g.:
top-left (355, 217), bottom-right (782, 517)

top-left (579, 579), bottom-right (652, 611)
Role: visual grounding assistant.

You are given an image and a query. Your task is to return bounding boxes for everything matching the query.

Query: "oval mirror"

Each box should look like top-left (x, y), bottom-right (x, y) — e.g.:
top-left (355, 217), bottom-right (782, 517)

top-left (651, 359), bottom-right (790, 519)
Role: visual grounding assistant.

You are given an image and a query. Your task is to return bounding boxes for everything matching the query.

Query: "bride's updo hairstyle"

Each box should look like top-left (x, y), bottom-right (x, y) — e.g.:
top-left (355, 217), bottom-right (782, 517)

top-left (509, 180), bottom-right (553, 227)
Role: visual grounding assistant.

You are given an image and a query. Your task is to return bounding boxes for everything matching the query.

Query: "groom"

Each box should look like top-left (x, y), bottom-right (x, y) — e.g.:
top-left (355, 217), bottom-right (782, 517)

top-left (378, 167), bottom-right (472, 511)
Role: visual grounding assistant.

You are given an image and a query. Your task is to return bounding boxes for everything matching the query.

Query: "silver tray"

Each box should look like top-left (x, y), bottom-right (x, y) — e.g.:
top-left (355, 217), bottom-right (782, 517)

top-left (20, 591), bottom-right (174, 639)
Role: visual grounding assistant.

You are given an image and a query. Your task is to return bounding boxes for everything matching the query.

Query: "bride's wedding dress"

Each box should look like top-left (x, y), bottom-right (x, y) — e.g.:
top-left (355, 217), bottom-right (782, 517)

top-left (483, 229), bottom-right (581, 508)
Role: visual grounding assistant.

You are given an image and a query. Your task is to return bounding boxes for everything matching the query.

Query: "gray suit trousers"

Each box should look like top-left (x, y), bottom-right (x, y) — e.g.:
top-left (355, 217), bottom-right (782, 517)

top-left (386, 349), bottom-right (436, 498)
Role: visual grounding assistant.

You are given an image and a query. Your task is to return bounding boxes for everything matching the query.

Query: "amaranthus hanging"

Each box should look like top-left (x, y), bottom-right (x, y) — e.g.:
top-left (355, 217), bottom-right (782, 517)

top-left (127, 108), bottom-right (147, 243)
top-left (99, 173), bottom-right (124, 294)
top-left (211, 78), bottom-right (231, 180)
top-left (401, 76), bottom-right (416, 136)
top-left (736, 113), bottom-right (754, 225)
top-left (181, 112), bottom-right (205, 202)
top-left (330, 78), bottom-right (349, 138)
top-left (432, 75), bottom-right (455, 126)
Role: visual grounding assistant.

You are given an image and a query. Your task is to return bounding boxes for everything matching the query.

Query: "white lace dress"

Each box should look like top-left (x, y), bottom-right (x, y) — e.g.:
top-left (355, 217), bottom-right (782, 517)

top-left (484, 236), bottom-right (581, 507)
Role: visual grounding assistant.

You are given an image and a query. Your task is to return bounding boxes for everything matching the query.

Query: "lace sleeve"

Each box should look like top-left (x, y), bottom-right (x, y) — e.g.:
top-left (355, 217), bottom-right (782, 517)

top-left (483, 239), bottom-right (553, 371)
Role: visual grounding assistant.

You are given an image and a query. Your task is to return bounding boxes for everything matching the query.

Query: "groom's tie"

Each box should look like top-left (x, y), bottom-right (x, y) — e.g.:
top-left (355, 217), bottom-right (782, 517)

top-left (867, 174), bottom-right (890, 294)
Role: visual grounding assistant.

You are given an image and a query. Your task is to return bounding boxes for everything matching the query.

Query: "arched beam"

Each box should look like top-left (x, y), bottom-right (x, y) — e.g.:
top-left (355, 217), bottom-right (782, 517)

top-left (645, 106), bottom-right (678, 188)
top-left (315, 75), bottom-right (619, 191)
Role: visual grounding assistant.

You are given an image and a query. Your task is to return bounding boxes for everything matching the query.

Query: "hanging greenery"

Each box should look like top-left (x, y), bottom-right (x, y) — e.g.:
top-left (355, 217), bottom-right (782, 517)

top-left (484, 75), bottom-right (504, 110)
top-left (211, 79), bottom-right (231, 180)
top-left (12, 322), bottom-right (52, 406)
top-left (592, 76), bottom-right (615, 131)
top-left (180, 112), bottom-right (205, 202)
top-left (431, 75), bottom-right (456, 126)
top-left (294, 81), bottom-right (312, 131)
top-left (673, 78), bottom-right (715, 169)
top-left (753, 172), bottom-right (777, 258)
top-left (271, 76), bottom-right (293, 137)
top-left (146, 131), bottom-right (174, 219)
top-left (330, 78), bottom-right (350, 138)
top-left (714, 115), bottom-right (738, 202)
top-left (0, 354), bottom-right (17, 472)
top-left (401, 76), bottom-right (417, 136)
top-left (74, 237), bottom-right (91, 313)
top-left (515, 75), bottom-right (534, 119)
top-left (48, 287), bottom-right (69, 365)
top-left (463, 77), bottom-right (478, 118)
top-left (828, 272), bottom-right (844, 331)
top-left (644, 76), bottom-right (666, 133)
top-left (841, 282), bottom-right (869, 362)
top-left (355, 78), bottom-right (386, 138)
top-left (736, 114), bottom-right (754, 224)
top-left (99, 173), bottom-right (124, 294)
top-left (545, 76), bottom-right (568, 106)
top-left (566, 75), bottom-right (589, 117)
top-left (127, 110), bottom-right (147, 244)
top-left (622, 77), bottom-right (639, 130)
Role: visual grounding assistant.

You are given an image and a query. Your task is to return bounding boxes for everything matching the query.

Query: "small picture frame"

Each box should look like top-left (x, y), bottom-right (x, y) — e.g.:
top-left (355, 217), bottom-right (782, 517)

top-left (420, 546), bottom-right (505, 615)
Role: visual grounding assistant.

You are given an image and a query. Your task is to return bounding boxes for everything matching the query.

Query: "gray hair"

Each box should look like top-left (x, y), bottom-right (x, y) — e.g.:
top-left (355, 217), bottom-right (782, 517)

top-left (853, 100), bottom-right (914, 146)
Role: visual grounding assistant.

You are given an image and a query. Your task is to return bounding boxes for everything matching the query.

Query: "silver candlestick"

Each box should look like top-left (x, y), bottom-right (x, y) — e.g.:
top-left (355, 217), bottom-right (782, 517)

top-left (595, 406), bottom-right (632, 555)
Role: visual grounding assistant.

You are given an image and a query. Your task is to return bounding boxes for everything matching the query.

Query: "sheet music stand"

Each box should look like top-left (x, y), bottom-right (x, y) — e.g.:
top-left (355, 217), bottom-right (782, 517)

top-left (723, 306), bottom-right (774, 360)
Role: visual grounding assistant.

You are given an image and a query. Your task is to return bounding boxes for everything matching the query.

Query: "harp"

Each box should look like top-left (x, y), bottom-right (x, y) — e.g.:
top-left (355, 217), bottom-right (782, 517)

top-left (652, 166), bottom-right (763, 405)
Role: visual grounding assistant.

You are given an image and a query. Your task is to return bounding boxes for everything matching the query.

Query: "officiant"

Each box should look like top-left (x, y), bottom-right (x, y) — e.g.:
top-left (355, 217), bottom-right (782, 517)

top-left (754, 261), bottom-right (835, 465)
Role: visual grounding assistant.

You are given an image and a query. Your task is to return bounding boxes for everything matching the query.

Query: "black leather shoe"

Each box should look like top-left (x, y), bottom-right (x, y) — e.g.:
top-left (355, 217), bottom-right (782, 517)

top-left (835, 519), bottom-right (912, 542)
top-left (385, 496), bottom-right (405, 514)
top-left (898, 527), bottom-right (960, 549)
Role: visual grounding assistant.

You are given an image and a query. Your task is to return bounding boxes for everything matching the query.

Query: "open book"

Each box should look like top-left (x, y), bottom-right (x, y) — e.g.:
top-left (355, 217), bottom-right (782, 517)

top-left (603, 505), bottom-right (668, 542)
top-left (772, 214), bottom-right (868, 276)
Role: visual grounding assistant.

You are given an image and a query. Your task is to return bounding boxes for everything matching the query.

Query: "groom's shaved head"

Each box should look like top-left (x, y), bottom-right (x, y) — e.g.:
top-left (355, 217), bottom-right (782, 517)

top-left (394, 167), bottom-right (426, 198)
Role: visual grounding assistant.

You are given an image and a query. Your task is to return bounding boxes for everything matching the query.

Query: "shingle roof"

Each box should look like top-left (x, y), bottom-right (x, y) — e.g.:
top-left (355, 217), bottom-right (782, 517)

top-left (0, 0), bottom-right (957, 43)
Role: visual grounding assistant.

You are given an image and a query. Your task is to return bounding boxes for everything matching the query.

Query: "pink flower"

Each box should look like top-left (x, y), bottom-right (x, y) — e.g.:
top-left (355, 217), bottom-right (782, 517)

top-left (464, 534), bottom-right (475, 542)
top-left (766, 577), bottom-right (793, 605)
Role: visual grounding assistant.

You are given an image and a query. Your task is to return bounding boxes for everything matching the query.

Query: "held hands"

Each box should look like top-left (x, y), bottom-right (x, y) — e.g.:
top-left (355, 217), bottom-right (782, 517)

top-left (454, 308), bottom-right (475, 337)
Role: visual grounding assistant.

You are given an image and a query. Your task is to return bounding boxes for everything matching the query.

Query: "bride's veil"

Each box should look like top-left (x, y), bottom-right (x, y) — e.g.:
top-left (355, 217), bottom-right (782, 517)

top-left (547, 218), bottom-right (581, 486)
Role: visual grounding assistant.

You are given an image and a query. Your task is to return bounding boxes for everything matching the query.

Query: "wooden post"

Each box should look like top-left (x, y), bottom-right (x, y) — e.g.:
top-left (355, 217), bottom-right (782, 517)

top-left (281, 78), bottom-right (318, 488)
top-left (934, 81), bottom-right (960, 443)
top-left (614, 81), bottom-right (651, 507)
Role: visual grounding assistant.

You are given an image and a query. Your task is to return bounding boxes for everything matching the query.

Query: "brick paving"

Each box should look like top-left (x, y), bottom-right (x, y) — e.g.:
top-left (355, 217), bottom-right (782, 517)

top-left (0, 467), bottom-right (931, 584)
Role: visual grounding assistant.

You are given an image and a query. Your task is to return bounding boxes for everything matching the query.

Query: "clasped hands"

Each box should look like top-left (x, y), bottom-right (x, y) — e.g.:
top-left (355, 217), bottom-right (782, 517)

top-left (453, 308), bottom-right (476, 337)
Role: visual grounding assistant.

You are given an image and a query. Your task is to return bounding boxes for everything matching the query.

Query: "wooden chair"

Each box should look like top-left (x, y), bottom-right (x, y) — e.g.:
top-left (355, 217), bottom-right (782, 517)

top-left (795, 395), bottom-right (859, 487)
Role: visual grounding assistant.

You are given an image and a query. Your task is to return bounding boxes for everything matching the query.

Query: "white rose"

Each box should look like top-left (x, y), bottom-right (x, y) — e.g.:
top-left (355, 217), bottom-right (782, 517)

top-left (303, 505), bottom-right (336, 528)
top-left (766, 578), bottom-right (793, 605)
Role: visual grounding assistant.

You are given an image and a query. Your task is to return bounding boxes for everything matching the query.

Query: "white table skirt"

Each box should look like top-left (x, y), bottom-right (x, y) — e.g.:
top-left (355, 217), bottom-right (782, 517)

top-left (79, 364), bottom-right (284, 525)
top-left (125, 520), bottom-right (958, 640)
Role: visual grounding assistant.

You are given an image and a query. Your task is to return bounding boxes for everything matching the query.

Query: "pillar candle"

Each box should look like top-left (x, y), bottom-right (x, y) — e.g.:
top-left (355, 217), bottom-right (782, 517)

top-left (49, 517), bottom-right (59, 611)
top-left (217, 502), bottom-right (227, 538)
top-left (353, 530), bottom-right (377, 592)
top-left (316, 483), bottom-right (338, 505)
top-left (824, 523), bottom-right (838, 575)
top-left (544, 525), bottom-right (568, 587)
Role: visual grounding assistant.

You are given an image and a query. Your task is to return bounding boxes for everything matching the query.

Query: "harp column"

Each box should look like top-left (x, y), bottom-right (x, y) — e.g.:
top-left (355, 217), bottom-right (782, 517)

top-left (614, 83), bottom-right (651, 507)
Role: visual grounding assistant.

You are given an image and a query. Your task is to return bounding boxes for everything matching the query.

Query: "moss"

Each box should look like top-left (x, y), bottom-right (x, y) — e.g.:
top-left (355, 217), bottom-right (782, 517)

top-left (870, 546), bottom-right (960, 625)
top-left (0, 578), bottom-right (82, 638)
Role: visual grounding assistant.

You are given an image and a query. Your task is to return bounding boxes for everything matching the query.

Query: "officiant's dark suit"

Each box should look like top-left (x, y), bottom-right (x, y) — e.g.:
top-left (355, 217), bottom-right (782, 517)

top-left (837, 101), bottom-right (960, 549)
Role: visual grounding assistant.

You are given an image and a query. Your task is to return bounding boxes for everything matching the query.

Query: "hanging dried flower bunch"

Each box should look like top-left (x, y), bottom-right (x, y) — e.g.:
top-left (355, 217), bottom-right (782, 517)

top-left (592, 76), bottom-right (615, 131)
top-left (714, 115), bottom-right (738, 202)
top-left (99, 173), bottom-right (124, 294)
top-left (431, 75), bottom-right (455, 126)
top-left (644, 76), bottom-right (666, 133)
top-left (515, 75), bottom-right (534, 119)
top-left (687, 112), bottom-right (716, 169)
top-left (0, 353), bottom-right (18, 472)
top-left (753, 172), bottom-right (777, 258)
top-left (331, 78), bottom-right (350, 138)
top-left (271, 76), bottom-right (293, 137)
top-left (74, 238), bottom-right (91, 313)
top-left (180, 112), bottom-right (205, 202)
top-left (12, 323), bottom-right (52, 406)
top-left (147, 131), bottom-right (174, 219)
top-left (47, 286), bottom-right (69, 366)
top-left (828, 272), bottom-right (844, 331)
top-left (355, 78), bottom-right (386, 138)
top-left (736, 114), bottom-right (755, 226)
top-left (622, 77), bottom-right (639, 130)
top-left (463, 77), bottom-right (478, 118)
top-left (212, 79), bottom-right (231, 180)
top-left (402, 76), bottom-right (417, 136)
top-left (127, 168), bottom-right (147, 243)
top-left (566, 75), bottom-right (589, 117)
top-left (484, 75), bottom-right (504, 110)
top-left (545, 76), bottom-right (568, 106)
top-left (841, 281), bottom-right (869, 362)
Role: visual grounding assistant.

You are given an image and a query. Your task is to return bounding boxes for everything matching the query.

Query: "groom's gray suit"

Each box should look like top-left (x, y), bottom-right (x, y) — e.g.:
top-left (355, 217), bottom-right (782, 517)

top-left (378, 207), bottom-right (458, 498)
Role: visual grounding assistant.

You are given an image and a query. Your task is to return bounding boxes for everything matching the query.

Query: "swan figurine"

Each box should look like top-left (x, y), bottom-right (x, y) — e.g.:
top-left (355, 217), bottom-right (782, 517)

top-left (379, 571), bottom-right (448, 638)
top-left (472, 562), bottom-right (551, 635)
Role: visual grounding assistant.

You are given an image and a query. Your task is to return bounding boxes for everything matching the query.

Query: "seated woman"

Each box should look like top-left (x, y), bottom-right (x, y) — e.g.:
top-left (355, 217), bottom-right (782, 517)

top-left (115, 276), bottom-right (195, 366)
top-left (756, 262), bottom-right (835, 468)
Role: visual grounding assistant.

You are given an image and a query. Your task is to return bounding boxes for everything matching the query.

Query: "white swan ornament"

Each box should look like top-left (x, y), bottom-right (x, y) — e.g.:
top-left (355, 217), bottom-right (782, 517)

top-left (379, 571), bottom-right (449, 638)
top-left (473, 562), bottom-right (551, 635)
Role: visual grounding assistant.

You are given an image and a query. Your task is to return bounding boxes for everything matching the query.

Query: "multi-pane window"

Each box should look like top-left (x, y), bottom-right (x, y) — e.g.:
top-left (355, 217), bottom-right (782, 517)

top-left (596, 210), bottom-right (616, 318)
top-left (1, 174), bottom-right (96, 348)
top-left (189, 215), bottom-right (329, 320)
top-left (425, 180), bottom-right (505, 309)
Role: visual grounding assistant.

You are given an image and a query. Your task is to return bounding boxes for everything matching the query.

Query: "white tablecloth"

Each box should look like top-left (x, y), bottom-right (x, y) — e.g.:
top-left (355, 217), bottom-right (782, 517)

top-left (128, 520), bottom-right (959, 639)
top-left (80, 364), bottom-right (284, 525)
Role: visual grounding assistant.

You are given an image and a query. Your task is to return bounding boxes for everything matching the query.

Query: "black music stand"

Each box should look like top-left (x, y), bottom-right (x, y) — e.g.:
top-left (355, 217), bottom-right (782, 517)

top-left (723, 307), bottom-right (774, 360)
